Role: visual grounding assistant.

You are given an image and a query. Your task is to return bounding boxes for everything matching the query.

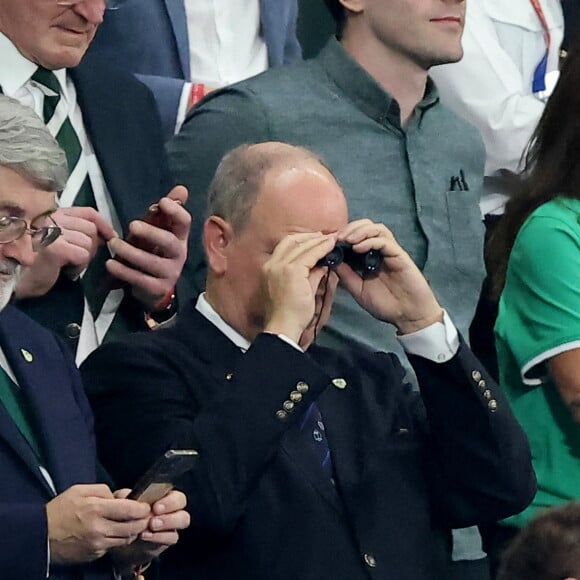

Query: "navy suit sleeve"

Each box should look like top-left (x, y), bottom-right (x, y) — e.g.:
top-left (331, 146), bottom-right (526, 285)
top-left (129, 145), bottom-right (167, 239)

top-left (283, 0), bottom-right (303, 64)
top-left (167, 88), bottom-right (271, 296)
top-left (410, 339), bottom-right (537, 527)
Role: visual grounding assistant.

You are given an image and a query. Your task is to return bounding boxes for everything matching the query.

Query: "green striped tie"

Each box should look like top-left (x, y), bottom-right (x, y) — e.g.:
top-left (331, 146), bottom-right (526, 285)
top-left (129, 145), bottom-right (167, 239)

top-left (31, 67), bottom-right (112, 320)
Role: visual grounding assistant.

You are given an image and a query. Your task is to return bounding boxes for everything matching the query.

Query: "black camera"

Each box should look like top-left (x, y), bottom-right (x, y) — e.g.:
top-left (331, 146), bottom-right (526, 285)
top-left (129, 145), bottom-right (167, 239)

top-left (317, 242), bottom-right (382, 278)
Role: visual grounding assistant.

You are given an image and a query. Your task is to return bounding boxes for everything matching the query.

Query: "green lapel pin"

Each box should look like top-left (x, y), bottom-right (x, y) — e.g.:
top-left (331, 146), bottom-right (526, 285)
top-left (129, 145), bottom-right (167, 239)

top-left (332, 378), bottom-right (347, 389)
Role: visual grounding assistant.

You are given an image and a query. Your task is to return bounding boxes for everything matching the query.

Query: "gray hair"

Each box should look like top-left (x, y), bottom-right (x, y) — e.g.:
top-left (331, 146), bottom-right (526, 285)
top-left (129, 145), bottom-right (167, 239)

top-left (0, 95), bottom-right (68, 191)
top-left (207, 142), bottom-right (336, 232)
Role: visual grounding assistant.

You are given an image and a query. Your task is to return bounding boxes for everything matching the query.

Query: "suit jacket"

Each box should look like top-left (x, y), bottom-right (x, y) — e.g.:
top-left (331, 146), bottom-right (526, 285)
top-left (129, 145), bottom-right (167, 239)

top-left (16, 53), bottom-right (176, 352)
top-left (81, 304), bottom-right (536, 580)
top-left (90, 0), bottom-right (303, 138)
top-left (0, 306), bottom-right (112, 580)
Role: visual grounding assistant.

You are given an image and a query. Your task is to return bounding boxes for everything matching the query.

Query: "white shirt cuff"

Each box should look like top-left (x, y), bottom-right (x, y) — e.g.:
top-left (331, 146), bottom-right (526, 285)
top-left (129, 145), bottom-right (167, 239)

top-left (397, 310), bottom-right (459, 363)
top-left (175, 82), bottom-right (192, 134)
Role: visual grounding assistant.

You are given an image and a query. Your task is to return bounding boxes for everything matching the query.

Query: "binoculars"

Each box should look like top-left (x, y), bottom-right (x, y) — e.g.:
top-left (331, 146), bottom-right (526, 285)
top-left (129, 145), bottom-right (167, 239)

top-left (317, 242), bottom-right (382, 278)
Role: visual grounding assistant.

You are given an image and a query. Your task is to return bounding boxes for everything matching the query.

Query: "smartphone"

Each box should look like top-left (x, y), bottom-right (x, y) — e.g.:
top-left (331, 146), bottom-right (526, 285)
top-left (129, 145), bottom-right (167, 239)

top-left (125, 201), bottom-right (181, 254)
top-left (127, 449), bottom-right (198, 505)
top-left (106, 199), bottom-right (182, 289)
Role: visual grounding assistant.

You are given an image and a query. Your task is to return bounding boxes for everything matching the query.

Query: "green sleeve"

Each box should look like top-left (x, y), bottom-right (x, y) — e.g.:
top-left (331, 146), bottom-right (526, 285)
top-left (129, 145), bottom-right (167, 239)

top-left (501, 212), bottom-right (580, 382)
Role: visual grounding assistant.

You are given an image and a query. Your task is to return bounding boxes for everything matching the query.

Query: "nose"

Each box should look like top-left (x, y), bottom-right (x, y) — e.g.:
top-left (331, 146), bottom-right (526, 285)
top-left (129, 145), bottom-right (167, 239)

top-left (72, 0), bottom-right (106, 25)
top-left (3, 235), bottom-right (35, 268)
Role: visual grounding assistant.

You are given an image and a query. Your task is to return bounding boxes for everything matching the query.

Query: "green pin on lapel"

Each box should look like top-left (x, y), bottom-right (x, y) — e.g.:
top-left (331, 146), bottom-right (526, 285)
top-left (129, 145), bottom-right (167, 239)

top-left (20, 349), bottom-right (33, 363)
top-left (332, 378), bottom-right (347, 390)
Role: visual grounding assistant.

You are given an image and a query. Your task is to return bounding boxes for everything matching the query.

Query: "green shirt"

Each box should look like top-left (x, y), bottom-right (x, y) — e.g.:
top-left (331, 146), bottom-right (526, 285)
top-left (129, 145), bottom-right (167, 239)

top-left (495, 197), bottom-right (580, 528)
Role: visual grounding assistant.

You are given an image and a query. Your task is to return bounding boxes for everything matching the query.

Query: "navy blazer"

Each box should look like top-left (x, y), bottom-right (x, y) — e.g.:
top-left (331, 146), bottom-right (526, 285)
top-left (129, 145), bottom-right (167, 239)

top-left (16, 53), bottom-right (176, 350)
top-left (82, 304), bottom-right (536, 580)
top-left (0, 306), bottom-right (112, 580)
top-left (90, 0), bottom-right (303, 138)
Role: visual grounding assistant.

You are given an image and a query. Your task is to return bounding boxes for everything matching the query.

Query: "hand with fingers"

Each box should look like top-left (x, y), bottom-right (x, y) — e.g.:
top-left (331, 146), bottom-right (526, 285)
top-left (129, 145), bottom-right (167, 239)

top-left (45, 484), bottom-right (151, 566)
top-left (106, 185), bottom-right (191, 311)
top-left (336, 219), bottom-right (443, 335)
top-left (263, 231), bottom-right (338, 347)
top-left (111, 489), bottom-right (190, 575)
top-left (15, 207), bottom-right (118, 299)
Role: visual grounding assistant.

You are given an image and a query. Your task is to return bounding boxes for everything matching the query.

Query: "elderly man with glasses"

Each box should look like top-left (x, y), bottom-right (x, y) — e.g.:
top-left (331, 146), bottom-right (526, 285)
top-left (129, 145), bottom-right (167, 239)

top-left (0, 0), bottom-right (191, 365)
top-left (0, 94), bottom-right (190, 580)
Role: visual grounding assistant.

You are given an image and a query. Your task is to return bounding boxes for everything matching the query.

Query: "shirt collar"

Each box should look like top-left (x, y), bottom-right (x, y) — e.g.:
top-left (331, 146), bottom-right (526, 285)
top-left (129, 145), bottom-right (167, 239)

top-left (0, 32), bottom-right (69, 99)
top-left (195, 293), bottom-right (251, 352)
top-left (316, 37), bottom-right (439, 128)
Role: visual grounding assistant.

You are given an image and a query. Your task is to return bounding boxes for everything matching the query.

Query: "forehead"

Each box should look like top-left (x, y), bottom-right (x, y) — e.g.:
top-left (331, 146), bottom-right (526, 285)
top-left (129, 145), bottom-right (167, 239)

top-left (246, 162), bottom-right (348, 244)
top-left (0, 166), bottom-right (57, 217)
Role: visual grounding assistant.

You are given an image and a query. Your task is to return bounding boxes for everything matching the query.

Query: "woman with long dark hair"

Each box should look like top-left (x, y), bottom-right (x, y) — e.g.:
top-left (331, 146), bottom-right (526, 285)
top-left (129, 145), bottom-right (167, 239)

top-left (488, 46), bottom-right (580, 560)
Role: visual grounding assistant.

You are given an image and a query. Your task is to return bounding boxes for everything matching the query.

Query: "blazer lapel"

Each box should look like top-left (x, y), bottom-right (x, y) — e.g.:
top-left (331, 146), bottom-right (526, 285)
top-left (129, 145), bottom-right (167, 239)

top-left (0, 398), bottom-right (53, 495)
top-left (0, 313), bottom-right (55, 495)
top-left (164, 0), bottom-right (190, 80)
top-left (69, 61), bottom-right (161, 233)
top-left (0, 308), bottom-right (94, 493)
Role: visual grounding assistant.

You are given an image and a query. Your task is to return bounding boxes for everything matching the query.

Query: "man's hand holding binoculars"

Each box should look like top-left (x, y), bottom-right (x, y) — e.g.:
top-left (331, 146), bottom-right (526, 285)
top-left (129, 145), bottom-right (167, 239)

top-left (262, 219), bottom-right (443, 345)
top-left (335, 219), bottom-right (443, 335)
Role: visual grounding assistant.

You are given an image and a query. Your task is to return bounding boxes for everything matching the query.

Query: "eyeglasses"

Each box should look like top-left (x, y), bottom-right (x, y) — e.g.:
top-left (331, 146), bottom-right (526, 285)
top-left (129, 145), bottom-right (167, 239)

top-left (0, 216), bottom-right (62, 251)
top-left (56, 0), bottom-right (129, 11)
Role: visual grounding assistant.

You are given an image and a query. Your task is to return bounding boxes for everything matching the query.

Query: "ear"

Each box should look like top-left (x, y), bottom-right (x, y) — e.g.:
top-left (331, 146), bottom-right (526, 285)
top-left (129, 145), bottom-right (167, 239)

top-left (340, 0), bottom-right (364, 16)
top-left (203, 216), bottom-right (233, 275)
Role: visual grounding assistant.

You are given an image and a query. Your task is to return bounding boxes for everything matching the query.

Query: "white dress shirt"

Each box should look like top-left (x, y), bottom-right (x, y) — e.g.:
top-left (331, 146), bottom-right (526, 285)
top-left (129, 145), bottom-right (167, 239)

top-left (184, 0), bottom-right (268, 86)
top-left (431, 0), bottom-right (563, 214)
top-left (0, 33), bottom-right (124, 364)
top-left (176, 0), bottom-right (269, 131)
top-left (196, 293), bottom-right (459, 363)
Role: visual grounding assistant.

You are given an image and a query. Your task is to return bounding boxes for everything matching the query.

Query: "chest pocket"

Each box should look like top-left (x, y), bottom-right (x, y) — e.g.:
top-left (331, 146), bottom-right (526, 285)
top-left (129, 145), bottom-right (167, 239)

top-left (445, 189), bottom-right (484, 274)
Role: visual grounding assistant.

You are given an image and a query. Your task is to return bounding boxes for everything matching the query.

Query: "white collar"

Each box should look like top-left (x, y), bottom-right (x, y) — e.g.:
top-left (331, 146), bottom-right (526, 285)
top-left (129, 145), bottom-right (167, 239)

top-left (0, 32), bottom-right (69, 98)
top-left (195, 293), bottom-right (251, 352)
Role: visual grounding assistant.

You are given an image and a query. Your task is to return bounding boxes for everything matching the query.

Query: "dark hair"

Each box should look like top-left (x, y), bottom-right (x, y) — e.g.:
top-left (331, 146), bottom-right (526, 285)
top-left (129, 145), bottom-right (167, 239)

top-left (489, 48), bottom-right (580, 298)
top-left (497, 502), bottom-right (580, 580)
top-left (323, 0), bottom-right (347, 35)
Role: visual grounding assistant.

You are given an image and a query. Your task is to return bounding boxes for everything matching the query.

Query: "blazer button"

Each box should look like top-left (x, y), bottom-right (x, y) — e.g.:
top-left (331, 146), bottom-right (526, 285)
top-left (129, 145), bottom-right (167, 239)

top-left (65, 322), bottom-right (81, 340)
top-left (488, 399), bottom-right (498, 412)
top-left (471, 370), bottom-right (482, 382)
top-left (275, 410), bottom-right (288, 421)
top-left (283, 400), bottom-right (295, 413)
top-left (363, 553), bottom-right (377, 568)
top-left (296, 381), bottom-right (309, 394)
top-left (290, 391), bottom-right (303, 403)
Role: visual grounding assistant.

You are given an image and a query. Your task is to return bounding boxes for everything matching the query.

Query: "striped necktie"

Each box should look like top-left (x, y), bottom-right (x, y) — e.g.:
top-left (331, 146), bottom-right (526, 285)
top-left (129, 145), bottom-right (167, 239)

top-left (31, 67), bottom-right (112, 320)
top-left (299, 401), bottom-right (333, 480)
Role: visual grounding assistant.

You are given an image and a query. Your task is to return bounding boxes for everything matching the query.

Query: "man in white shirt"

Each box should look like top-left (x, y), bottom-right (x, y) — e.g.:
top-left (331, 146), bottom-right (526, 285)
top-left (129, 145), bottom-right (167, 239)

top-left (81, 142), bottom-right (536, 580)
top-left (90, 0), bottom-right (303, 138)
top-left (431, 0), bottom-right (564, 216)
top-left (0, 0), bottom-right (192, 364)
